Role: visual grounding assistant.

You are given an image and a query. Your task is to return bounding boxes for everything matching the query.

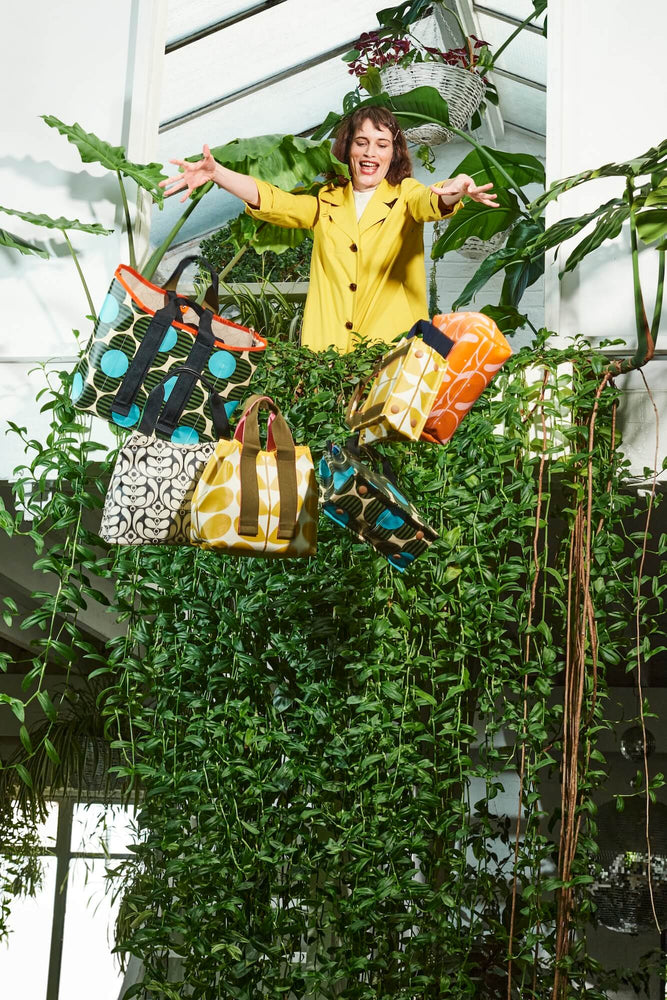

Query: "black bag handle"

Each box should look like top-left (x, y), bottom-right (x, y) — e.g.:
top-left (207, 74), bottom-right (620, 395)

top-left (341, 436), bottom-right (401, 489)
top-left (162, 254), bottom-right (219, 312)
top-left (154, 309), bottom-right (219, 437)
top-left (112, 292), bottom-right (204, 418)
top-left (138, 366), bottom-right (230, 440)
top-left (405, 318), bottom-right (455, 360)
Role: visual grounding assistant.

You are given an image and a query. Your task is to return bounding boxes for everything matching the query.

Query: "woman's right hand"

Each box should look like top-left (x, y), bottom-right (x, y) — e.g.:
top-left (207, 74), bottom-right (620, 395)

top-left (160, 143), bottom-right (218, 202)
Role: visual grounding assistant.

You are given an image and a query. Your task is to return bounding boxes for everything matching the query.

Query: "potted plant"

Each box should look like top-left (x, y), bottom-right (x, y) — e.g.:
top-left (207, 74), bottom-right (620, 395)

top-left (344, 16), bottom-right (492, 145)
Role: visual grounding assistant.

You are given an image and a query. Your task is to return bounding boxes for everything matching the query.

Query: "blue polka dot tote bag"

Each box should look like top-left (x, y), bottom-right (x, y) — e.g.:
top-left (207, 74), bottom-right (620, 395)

top-left (71, 256), bottom-right (267, 444)
top-left (318, 441), bottom-right (438, 572)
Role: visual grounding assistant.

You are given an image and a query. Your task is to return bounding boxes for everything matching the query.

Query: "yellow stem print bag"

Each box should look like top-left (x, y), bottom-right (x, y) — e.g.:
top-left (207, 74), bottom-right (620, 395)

top-left (190, 395), bottom-right (318, 558)
top-left (345, 320), bottom-right (454, 445)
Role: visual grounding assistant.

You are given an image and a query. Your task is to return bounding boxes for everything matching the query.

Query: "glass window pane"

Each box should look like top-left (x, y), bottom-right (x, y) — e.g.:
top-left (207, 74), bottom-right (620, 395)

top-left (71, 803), bottom-right (136, 855)
top-left (59, 858), bottom-right (125, 1000)
top-left (0, 856), bottom-right (56, 996)
top-left (477, 12), bottom-right (547, 85)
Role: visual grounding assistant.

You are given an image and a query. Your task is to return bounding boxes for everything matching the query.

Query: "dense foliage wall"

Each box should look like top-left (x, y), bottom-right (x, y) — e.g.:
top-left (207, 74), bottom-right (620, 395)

top-left (1, 336), bottom-right (665, 1000)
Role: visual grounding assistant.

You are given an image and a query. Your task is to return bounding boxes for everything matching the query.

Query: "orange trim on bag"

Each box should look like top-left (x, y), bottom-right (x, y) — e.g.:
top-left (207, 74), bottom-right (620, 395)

top-left (114, 264), bottom-right (268, 352)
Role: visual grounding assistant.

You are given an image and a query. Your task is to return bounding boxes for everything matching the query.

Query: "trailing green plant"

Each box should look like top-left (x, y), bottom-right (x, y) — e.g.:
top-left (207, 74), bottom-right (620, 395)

top-left (199, 223), bottom-right (313, 283)
top-left (1, 326), bottom-right (665, 997)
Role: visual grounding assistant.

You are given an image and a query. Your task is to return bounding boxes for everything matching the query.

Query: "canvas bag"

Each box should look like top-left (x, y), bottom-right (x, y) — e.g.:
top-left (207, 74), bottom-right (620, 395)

top-left (345, 320), bottom-right (454, 445)
top-left (318, 440), bottom-right (438, 572)
top-left (100, 368), bottom-right (230, 546)
top-left (71, 255), bottom-right (267, 443)
top-left (190, 395), bottom-right (318, 558)
top-left (421, 312), bottom-right (512, 445)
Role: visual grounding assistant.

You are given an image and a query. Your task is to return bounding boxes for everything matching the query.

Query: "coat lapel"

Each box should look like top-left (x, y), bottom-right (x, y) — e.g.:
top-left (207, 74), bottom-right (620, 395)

top-left (319, 183), bottom-right (358, 243)
top-left (358, 179), bottom-right (400, 235)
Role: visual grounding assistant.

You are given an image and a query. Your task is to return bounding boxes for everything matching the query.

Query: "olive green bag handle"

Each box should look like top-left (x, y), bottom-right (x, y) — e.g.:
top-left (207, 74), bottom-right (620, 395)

top-left (236, 395), bottom-right (298, 540)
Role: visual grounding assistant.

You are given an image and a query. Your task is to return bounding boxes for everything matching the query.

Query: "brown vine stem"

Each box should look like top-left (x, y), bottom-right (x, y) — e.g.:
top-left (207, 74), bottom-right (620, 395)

top-left (506, 370), bottom-right (549, 1000)
top-left (553, 373), bottom-right (611, 1000)
top-left (635, 369), bottom-right (661, 932)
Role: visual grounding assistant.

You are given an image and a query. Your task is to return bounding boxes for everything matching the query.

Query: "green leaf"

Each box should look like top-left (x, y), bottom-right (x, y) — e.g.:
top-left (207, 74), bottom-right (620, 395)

top-left (315, 87), bottom-right (453, 140)
top-left (499, 218), bottom-right (545, 307)
top-left (15, 763), bottom-right (33, 789)
top-left (452, 246), bottom-right (519, 310)
top-left (432, 191), bottom-right (520, 258)
top-left (530, 138), bottom-right (667, 213)
top-left (19, 725), bottom-right (33, 754)
top-left (446, 147), bottom-right (545, 190)
top-left (636, 207), bottom-right (667, 245)
top-left (37, 689), bottom-right (58, 723)
top-left (0, 205), bottom-right (113, 235)
top-left (526, 198), bottom-right (626, 256)
top-left (480, 305), bottom-right (528, 334)
top-left (41, 115), bottom-right (166, 200)
top-left (0, 228), bottom-right (50, 258)
top-left (561, 205), bottom-right (628, 274)
top-left (207, 134), bottom-right (348, 190)
top-left (44, 738), bottom-right (60, 766)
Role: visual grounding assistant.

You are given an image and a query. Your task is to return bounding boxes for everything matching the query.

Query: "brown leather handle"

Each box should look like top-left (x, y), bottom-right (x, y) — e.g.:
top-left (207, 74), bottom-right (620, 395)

top-left (237, 396), bottom-right (298, 540)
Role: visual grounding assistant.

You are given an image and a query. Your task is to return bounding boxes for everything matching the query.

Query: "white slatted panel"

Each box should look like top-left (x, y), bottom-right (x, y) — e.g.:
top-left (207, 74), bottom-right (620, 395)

top-left (161, 0), bottom-right (383, 125)
top-left (492, 74), bottom-right (546, 134)
top-left (474, 1), bottom-right (546, 30)
top-left (167, 0), bottom-right (260, 45)
top-left (476, 11), bottom-right (546, 85)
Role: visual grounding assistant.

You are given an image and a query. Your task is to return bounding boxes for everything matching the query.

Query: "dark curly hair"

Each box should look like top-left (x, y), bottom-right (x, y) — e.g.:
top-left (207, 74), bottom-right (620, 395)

top-left (331, 106), bottom-right (412, 186)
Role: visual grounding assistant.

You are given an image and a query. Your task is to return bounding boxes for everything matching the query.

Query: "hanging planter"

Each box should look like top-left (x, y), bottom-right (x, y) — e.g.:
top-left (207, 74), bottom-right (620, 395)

top-left (380, 63), bottom-right (485, 145)
top-left (456, 225), bottom-right (512, 261)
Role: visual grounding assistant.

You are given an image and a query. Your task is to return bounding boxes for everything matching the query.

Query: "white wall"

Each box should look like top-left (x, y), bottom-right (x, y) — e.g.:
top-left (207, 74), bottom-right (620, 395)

top-left (0, 0), bottom-right (167, 481)
top-left (546, 0), bottom-right (667, 479)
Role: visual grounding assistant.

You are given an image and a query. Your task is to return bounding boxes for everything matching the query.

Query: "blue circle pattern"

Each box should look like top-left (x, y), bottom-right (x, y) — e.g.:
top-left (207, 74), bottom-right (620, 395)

top-left (100, 349), bottom-right (130, 378)
top-left (171, 425), bottom-right (199, 445)
top-left (70, 372), bottom-right (84, 402)
top-left (208, 351), bottom-right (237, 379)
top-left (224, 400), bottom-right (239, 418)
top-left (98, 294), bottom-right (120, 324)
top-left (376, 509), bottom-right (405, 531)
top-left (158, 327), bottom-right (178, 352)
top-left (162, 376), bottom-right (177, 401)
top-left (111, 404), bottom-right (140, 428)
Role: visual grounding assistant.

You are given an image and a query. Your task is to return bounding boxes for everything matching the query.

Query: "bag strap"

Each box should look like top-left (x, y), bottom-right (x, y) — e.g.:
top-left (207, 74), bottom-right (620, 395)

top-left (341, 436), bottom-right (400, 488)
top-left (154, 309), bottom-right (217, 437)
top-left (405, 318), bottom-right (455, 360)
top-left (237, 395), bottom-right (298, 540)
top-left (138, 366), bottom-right (230, 439)
top-left (345, 358), bottom-right (385, 428)
top-left (111, 292), bottom-right (203, 418)
top-left (162, 254), bottom-right (219, 312)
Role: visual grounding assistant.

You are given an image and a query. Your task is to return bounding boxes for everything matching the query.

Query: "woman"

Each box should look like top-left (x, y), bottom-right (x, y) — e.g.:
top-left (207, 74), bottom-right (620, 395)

top-left (160, 107), bottom-right (497, 353)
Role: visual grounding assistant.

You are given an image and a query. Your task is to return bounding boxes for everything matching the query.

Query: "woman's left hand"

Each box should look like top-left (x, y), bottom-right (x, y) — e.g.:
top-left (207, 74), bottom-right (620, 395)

top-left (431, 173), bottom-right (499, 208)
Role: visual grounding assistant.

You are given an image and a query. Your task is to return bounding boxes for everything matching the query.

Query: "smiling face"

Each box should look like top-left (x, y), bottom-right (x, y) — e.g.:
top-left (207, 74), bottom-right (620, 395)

top-left (348, 118), bottom-right (394, 191)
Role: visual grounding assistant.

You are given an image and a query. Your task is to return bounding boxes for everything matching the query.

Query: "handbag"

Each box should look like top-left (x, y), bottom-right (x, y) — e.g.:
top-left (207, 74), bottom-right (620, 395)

top-left (71, 255), bottom-right (267, 442)
top-left (421, 312), bottom-right (512, 445)
top-left (318, 439), bottom-right (438, 572)
top-left (99, 368), bottom-right (230, 546)
top-left (345, 320), bottom-right (454, 445)
top-left (190, 395), bottom-right (318, 558)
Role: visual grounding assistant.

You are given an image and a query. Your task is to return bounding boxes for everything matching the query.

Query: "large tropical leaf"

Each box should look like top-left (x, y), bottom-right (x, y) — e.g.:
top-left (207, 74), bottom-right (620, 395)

top-left (524, 198), bottom-right (625, 257)
top-left (561, 204), bottom-right (629, 275)
top-left (635, 207), bottom-right (667, 245)
top-left (41, 115), bottom-right (166, 200)
top-left (229, 211), bottom-right (310, 255)
top-left (0, 229), bottom-right (49, 258)
top-left (451, 246), bottom-right (519, 310)
top-left (313, 87), bottom-right (453, 140)
top-left (530, 138), bottom-right (667, 214)
top-left (432, 190), bottom-right (521, 258)
top-left (0, 205), bottom-right (112, 235)
top-left (499, 218), bottom-right (544, 307)
top-left (207, 135), bottom-right (348, 190)
top-left (480, 304), bottom-right (528, 335)
top-left (448, 147), bottom-right (545, 190)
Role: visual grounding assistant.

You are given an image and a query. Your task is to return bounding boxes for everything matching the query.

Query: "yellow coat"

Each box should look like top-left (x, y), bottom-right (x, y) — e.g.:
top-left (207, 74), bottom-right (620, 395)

top-left (247, 177), bottom-right (461, 353)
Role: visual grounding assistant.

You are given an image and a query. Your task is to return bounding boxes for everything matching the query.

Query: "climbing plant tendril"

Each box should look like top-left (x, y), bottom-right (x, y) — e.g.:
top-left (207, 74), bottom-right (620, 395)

top-left (0, 334), bottom-right (665, 1000)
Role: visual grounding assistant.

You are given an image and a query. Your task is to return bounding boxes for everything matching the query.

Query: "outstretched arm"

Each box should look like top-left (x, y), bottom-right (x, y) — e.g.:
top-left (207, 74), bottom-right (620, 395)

top-left (430, 173), bottom-right (499, 211)
top-left (160, 144), bottom-right (260, 208)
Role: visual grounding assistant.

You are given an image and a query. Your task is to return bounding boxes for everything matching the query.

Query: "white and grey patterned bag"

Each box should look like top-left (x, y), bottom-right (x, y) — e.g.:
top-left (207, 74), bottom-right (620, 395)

top-left (100, 368), bottom-right (230, 545)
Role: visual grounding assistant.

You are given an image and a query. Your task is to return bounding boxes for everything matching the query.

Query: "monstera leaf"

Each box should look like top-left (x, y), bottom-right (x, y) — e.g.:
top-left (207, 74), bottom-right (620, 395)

top-left (432, 190), bottom-right (521, 258)
top-left (228, 210), bottom-right (309, 256)
top-left (452, 218), bottom-right (543, 310)
top-left (0, 229), bottom-right (49, 258)
top-left (446, 147), bottom-right (545, 191)
top-left (41, 115), bottom-right (167, 200)
top-left (207, 134), bottom-right (348, 190)
top-left (0, 205), bottom-right (112, 236)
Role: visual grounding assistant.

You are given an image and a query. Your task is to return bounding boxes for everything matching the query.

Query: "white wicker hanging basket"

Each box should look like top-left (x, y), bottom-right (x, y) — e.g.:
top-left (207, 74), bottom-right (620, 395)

top-left (456, 227), bottom-right (512, 261)
top-left (380, 63), bottom-right (485, 145)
